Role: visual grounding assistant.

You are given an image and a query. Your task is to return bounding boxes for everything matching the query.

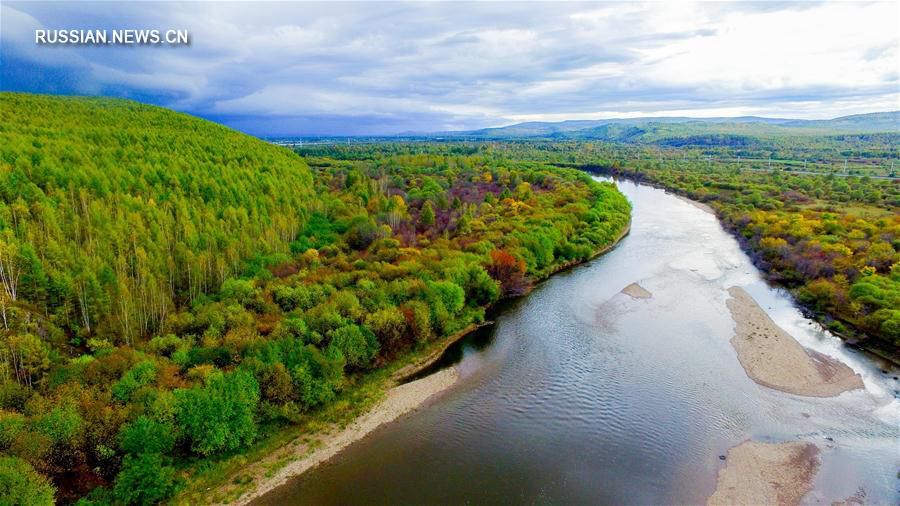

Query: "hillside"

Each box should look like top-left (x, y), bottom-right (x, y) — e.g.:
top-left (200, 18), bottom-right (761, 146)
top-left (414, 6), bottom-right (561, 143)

top-left (442, 111), bottom-right (900, 141)
top-left (0, 93), bottom-right (315, 343)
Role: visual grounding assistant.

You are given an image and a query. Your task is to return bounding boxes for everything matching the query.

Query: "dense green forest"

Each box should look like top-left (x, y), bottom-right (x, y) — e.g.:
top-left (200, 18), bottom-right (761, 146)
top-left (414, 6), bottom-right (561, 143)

top-left (0, 94), bottom-right (630, 504)
top-left (1, 93), bottom-right (315, 346)
top-left (292, 136), bottom-right (898, 176)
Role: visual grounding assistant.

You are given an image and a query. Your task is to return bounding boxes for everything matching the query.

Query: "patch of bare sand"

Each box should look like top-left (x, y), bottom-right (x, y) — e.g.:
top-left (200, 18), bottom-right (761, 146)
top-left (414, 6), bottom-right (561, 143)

top-left (726, 286), bottom-right (863, 397)
top-left (231, 367), bottom-right (459, 505)
top-left (621, 282), bottom-right (652, 299)
top-left (708, 440), bottom-right (820, 506)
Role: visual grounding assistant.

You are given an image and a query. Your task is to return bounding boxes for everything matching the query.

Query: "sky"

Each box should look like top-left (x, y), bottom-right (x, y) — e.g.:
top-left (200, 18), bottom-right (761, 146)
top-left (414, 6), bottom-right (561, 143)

top-left (2, 1), bottom-right (898, 136)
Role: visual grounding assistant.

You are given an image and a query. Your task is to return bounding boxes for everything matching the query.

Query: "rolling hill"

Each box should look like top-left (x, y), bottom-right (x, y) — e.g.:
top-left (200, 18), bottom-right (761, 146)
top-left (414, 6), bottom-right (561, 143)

top-left (0, 92), bottom-right (315, 342)
top-left (435, 111), bottom-right (900, 142)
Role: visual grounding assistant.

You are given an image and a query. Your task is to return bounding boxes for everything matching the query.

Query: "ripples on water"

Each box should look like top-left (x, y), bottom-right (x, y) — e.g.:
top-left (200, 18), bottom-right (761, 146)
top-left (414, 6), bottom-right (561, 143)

top-left (256, 178), bottom-right (899, 506)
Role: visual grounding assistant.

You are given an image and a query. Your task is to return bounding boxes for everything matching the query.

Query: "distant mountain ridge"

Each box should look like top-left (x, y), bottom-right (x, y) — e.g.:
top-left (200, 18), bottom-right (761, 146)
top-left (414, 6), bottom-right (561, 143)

top-left (426, 111), bottom-right (900, 141)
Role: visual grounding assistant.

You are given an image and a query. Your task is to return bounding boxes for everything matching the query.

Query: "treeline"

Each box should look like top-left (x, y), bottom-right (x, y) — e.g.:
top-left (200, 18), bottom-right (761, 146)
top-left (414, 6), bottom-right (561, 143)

top-left (0, 96), bottom-right (630, 504)
top-left (298, 137), bottom-right (899, 177)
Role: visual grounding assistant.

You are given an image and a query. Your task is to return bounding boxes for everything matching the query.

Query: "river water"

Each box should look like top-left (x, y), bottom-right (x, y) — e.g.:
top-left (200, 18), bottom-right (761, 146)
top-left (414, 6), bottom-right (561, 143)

top-left (255, 177), bottom-right (899, 505)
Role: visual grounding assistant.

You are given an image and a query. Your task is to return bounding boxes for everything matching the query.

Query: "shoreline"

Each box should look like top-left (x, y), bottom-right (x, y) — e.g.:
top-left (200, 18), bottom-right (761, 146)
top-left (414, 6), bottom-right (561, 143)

top-left (726, 286), bottom-right (863, 397)
top-left (541, 220), bottom-right (632, 279)
top-left (708, 440), bottom-right (820, 506)
top-left (231, 367), bottom-right (460, 505)
top-left (392, 321), bottom-right (491, 383)
top-left (396, 220), bottom-right (633, 384)
top-left (673, 193), bottom-right (716, 214)
top-left (598, 168), bottom-right (899, 367)
top-left (215, 217), bottom-right (634, 504)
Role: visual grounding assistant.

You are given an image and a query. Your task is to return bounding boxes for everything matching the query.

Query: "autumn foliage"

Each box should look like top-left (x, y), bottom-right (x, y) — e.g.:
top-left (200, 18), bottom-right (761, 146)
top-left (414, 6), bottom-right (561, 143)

top-left (606, 156), bottom-right (899, 349)
top-left (0, 95), bottom-right (632, 504)
top-left (488, 249), bottom-right (527, 295)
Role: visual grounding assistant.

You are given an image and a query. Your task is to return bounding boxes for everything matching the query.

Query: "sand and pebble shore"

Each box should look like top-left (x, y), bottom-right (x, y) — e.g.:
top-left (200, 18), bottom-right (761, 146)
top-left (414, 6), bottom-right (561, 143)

top-left (708, 440), bottom-right (821, 506)
top-left (726, 286), bottom-right (863, 397)
top-left (231, 260), bottom-right (865, 505)
top-left (231, 367), bottom-right (460, 505)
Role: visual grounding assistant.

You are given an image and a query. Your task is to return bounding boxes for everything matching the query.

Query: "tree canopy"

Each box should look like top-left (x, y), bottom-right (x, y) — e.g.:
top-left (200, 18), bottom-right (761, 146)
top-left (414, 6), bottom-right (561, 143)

top-left (0, 94), bottom-right (631, 504)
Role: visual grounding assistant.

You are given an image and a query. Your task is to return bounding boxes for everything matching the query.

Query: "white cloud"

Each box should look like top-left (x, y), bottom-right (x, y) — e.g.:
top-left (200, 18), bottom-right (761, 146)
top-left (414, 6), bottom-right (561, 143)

top-left (2, 1), bottom-right (897, 134)
top-left (641, 2), bottom-right (898, 91)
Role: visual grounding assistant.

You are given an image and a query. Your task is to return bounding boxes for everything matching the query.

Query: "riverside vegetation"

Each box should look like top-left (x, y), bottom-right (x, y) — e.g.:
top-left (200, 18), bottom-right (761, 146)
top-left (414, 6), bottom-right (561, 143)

top-left (602, 158), bottom-right (899, 357)
top-left (0, 93), bottom-right (630, 504)
top-left (302, 141), bottom-right (899, 358)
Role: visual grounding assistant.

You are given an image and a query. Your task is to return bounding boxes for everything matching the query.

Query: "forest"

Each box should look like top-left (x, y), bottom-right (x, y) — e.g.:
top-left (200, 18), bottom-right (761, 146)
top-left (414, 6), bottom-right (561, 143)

top-left (1, 92), bottom-right (896, 505)
top-left (301, 141), bottom-right (899, 357)
top-left (0, 94), bottom-right (631, 504)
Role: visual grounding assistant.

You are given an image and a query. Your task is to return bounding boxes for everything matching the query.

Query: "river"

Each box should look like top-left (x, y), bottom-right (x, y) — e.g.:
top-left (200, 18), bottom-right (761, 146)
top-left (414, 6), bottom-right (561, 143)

top-left (255, 177), bottom-right (899, 505)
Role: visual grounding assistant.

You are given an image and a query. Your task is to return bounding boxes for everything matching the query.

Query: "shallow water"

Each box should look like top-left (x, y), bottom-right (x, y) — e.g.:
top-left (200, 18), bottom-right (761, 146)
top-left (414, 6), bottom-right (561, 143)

top-left (255, 178), bottom-right (899, 505)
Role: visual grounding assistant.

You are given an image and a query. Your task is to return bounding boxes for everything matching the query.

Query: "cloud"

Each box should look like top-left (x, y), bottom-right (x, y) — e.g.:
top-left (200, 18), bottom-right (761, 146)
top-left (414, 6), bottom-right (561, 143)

top-left (2, 1), bottom-right (897, 135)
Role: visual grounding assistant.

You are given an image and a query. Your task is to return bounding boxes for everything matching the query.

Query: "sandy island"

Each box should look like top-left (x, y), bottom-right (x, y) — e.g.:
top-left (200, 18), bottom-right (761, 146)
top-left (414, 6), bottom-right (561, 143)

top-left (726, 286), bottom-right (863, 397)
top-left (230, 366), bottom-right (459, 505)
top-left (708, 440), bottom-right (820, 506)
top-left (621, 282), bottom-right (652, 299)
